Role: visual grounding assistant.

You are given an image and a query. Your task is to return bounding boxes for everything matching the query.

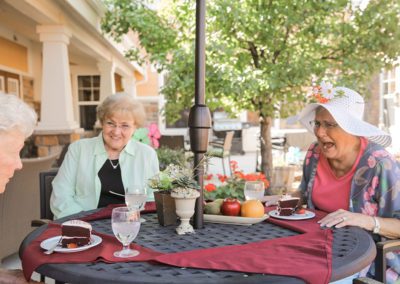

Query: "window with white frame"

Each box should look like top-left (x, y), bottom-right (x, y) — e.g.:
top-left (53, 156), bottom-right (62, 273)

top-left (381, 67), bottom-right (399, 127)
top-left (77, 75), bottom-right (100, 130)
top-left (7, 78), bottom-right (19, 96)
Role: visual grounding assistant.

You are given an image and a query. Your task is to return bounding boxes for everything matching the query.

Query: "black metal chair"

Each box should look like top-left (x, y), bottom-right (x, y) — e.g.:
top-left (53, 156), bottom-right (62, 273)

top-left (353, 239), bottom-right (400, 284)
top-left (31, 168), bottom-right (58, 227)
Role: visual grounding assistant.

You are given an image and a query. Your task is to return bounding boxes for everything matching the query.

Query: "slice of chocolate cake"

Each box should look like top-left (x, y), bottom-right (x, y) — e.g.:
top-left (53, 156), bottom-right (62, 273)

top-left (277, 197), bottom-right (300, 216)
top-left (61, 220), bottom-right (92, 248)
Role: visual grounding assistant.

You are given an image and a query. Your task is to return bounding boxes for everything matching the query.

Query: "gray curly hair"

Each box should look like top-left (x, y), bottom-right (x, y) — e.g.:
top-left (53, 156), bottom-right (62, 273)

top-left (0, 93), bottom-right (37, 138)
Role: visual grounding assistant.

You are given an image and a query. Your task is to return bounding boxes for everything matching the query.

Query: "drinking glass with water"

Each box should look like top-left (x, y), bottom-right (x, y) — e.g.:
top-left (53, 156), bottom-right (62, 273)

top-left (111, 207), bottom-right (141, 258)
top-left (125, 186), bottom-right (147, 222)
top-left (244, 181), bottom-right (265, 201)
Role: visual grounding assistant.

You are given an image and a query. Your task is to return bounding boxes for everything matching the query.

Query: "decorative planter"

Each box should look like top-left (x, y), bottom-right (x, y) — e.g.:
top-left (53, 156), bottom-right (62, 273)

top-left (171, 188), bottom-right (200, 235)
top-left (153, 191), bottom-right (177, 226)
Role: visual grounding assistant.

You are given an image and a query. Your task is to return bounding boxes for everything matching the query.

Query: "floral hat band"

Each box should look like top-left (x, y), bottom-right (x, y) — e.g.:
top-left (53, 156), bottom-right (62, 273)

top-left (297, 81), bottom-right (391, 147)
top-left (310, 81), bottom-right (363, 105)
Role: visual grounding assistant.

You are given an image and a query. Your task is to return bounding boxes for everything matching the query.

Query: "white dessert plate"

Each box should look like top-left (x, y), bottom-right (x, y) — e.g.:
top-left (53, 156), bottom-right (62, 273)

top-left (40, 235), bottom-right (102, 253)
top-left (268, 209), bottom-right (315, 220)
top-left (204, 214), bottom-right (269, 226)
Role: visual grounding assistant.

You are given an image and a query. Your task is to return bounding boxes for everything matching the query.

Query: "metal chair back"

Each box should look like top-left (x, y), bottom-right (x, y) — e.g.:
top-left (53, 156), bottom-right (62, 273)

top-left (39, 168), bottom-right (59, 220)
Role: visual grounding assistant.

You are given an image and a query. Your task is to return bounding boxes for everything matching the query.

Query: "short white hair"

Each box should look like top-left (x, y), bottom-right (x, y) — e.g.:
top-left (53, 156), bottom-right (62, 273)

top-left (0, 93), bottom-right (37, 138)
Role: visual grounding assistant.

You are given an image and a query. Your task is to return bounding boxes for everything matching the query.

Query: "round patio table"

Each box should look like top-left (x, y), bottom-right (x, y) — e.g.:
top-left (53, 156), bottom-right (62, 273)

top-left (20, 211), bottom-right (376, 284)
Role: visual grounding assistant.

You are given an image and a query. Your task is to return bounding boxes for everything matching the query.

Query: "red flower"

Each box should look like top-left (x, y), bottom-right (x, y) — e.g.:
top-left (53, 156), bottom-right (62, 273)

top-left (230, 160), bottom-right (238, 171)
top-left (204, 174), bottom-right (213, 181)
top-left (235, 171), bottom-right (245, 179)
top-left (217, 174), bottom-right (228, 183)
top-left (204, 183), bottom-right (217, 192)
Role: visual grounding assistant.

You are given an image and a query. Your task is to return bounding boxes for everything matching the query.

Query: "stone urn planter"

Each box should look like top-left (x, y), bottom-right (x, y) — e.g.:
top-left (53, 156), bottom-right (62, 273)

top-left (153, 191), bottom-right (177, 226)
top-left (171, 187), bottom-right (200, 235)
top-left (148, 164), bottom-right (200, 230)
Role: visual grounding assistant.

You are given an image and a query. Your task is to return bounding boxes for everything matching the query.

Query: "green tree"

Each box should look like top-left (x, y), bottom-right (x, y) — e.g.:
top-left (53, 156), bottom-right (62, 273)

top-left (102, 0), bottom-right (400, 176)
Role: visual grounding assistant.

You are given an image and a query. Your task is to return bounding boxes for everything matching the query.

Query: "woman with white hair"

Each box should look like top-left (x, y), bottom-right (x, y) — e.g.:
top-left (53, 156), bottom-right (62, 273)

top-left (0, 93), bottom-right (37, 193)
top-left (297, 82), bottom-right (400, 283)
top-left (0, 92), bottom-right (39, 283)
top-left (50, 93), bottom-right (159, 219)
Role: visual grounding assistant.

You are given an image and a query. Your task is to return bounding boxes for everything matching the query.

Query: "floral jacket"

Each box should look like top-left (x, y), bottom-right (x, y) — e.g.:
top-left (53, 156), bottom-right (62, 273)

top-left (299, 142), bottom-right (400, 282)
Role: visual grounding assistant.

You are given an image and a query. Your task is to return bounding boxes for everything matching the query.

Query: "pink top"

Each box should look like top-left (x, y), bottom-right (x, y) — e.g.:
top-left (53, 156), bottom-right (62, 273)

top-left (312, 138), bottom-right (367, 213)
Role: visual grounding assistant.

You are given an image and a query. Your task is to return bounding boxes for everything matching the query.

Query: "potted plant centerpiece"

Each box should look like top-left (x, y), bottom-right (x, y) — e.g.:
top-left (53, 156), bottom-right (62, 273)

top-left (148, 164), bottom-right (200, 233)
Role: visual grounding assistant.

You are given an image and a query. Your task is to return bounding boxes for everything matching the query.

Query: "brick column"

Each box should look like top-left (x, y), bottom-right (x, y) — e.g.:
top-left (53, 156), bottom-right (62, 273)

top-left (34, 131), bottom-right (82, 158)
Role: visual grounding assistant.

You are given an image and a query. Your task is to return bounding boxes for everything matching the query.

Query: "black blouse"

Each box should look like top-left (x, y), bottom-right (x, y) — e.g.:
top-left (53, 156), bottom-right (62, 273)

top-left (97, 159), bottom-right (125, 208)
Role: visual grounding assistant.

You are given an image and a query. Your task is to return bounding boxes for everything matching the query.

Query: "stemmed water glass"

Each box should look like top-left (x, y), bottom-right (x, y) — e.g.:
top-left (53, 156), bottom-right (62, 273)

top-left (244, 181), bottom-right (265, 201)
top-left (125, 186), bottom-right (148, 222)
top-left (111, 207), bottom-right (141, 258)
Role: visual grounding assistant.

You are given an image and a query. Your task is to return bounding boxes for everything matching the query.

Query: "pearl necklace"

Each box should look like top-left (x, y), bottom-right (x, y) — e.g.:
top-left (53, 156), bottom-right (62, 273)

top-left (109, 159), bottom-right (119, 169)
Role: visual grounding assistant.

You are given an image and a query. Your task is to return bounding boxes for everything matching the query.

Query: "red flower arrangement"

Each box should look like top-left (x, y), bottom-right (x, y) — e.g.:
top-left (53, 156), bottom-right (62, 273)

top-left (204, 160), bottom-right (269, 201)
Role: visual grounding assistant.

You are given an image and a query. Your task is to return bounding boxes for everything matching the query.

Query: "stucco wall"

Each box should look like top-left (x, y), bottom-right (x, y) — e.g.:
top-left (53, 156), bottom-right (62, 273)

top-left (0, 36), bottom-right (28, 72)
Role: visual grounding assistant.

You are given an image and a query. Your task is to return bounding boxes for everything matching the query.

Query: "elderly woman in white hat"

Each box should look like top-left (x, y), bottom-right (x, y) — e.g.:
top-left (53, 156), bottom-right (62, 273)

top-left (297, 82), bottom-right (400, 283)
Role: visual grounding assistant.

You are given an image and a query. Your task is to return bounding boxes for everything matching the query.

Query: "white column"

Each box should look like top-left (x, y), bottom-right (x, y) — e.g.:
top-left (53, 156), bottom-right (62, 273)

top-left (97, 61), bottom-right (115, 101)
top-left (36, 25), bottom-right (79, 131)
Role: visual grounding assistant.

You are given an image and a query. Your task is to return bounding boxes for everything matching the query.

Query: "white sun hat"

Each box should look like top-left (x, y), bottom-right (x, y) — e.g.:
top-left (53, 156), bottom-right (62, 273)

top-left (297, 82), bottom-right (391, 148)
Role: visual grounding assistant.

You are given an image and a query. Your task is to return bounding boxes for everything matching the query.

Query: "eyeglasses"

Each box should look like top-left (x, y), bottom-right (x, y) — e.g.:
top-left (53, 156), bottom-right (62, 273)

top-left (104, 121), bottom-right (133, 132)
top-left (309, 120), bottom-right (338, 130)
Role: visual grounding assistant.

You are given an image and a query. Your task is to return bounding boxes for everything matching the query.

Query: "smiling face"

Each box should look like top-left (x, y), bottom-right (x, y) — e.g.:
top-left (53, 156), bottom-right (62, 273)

top-left (313, 107), bottom-right (360, 162)
top-left (0, 129), bottom-right (25, 193)
top-left (101, 111), bottom-right (136, 156)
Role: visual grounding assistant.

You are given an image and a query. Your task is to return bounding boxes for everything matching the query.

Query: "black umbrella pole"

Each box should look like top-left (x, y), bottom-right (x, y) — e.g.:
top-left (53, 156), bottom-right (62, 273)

top-left (189, 106), bottom-right (211, 229)
top-left (190, 0), bottom-right (210, 229)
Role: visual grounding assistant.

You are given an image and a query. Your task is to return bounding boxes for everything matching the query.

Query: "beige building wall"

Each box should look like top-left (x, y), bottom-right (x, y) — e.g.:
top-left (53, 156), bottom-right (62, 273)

top-left (0, 36), bottom-right (28, 72)
top-left (136, 65), bottom-right (160, 97)
top-left (136, 65), bottom-right (162, 126)
top-left (364, 73), bottom-right (380, 126)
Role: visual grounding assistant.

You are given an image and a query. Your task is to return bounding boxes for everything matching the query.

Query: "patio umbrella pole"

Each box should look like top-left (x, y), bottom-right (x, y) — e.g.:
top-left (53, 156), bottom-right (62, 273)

top-left (189, 0), bottom-right (211, 229)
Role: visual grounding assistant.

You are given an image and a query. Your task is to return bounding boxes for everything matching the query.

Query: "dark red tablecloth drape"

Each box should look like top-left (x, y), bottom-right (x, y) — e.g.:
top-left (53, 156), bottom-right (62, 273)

top-left (155, 207), bottom-right (333, 284)
top-left (22, 205), bottom-right (333, 284)
top-left (21, 222), bottom-right (163, 281)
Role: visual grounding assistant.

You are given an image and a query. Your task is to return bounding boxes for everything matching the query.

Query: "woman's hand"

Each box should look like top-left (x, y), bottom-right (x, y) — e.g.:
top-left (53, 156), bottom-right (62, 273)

top-left (317, 209), bottom-right (374, 230)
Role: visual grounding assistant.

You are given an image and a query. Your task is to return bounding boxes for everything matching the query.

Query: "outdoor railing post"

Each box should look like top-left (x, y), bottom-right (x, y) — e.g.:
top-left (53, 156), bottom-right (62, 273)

top-left (189, 0), bottom-right (210, 229)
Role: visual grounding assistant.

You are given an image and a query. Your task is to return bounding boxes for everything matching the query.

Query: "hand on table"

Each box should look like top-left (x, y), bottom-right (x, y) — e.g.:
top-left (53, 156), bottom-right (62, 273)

top-left (317, 209), bottom-right (373, 230)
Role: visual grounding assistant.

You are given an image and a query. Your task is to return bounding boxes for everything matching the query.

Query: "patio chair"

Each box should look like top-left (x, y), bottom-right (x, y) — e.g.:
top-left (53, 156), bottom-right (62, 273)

top-left (353, 238), bottom-right (400, 284)
top-left (208, 131), bottom-right (234, 176)
top-left (0, 152), bottom-right (60, 261)
top-left (31, 168), bottom-right (59, 227)
top-left (255, 136), bottom-right (287, 172)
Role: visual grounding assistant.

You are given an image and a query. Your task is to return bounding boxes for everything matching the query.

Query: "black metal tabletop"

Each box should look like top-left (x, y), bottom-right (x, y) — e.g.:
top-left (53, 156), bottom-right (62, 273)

top-left (20, 211), bottom-right (376, 284)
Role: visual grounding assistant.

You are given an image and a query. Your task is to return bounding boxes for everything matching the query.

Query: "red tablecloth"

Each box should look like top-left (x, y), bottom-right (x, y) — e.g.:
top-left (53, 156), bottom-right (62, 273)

top-left (22, 205), bottom-right (333, 284)
top-left (155, 229), bottom-right (332, 284)
top-left (80, 202), bottom-right (156, 222)
top-left (155, 207), bottom-right (333, 284)
top-left (21, 222), bottom-right (163, 281)
top-left (265, 206), bottom-right (328, 233)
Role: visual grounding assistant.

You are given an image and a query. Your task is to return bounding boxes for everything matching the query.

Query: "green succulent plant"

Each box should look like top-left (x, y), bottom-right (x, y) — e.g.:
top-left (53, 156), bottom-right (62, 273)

top-left (148, 164), bottom-right (199, 193)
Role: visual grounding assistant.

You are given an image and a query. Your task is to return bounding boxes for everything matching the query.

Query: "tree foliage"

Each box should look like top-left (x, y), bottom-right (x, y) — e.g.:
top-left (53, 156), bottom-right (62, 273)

top-left (102, 0), bottom-right (400, 175)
